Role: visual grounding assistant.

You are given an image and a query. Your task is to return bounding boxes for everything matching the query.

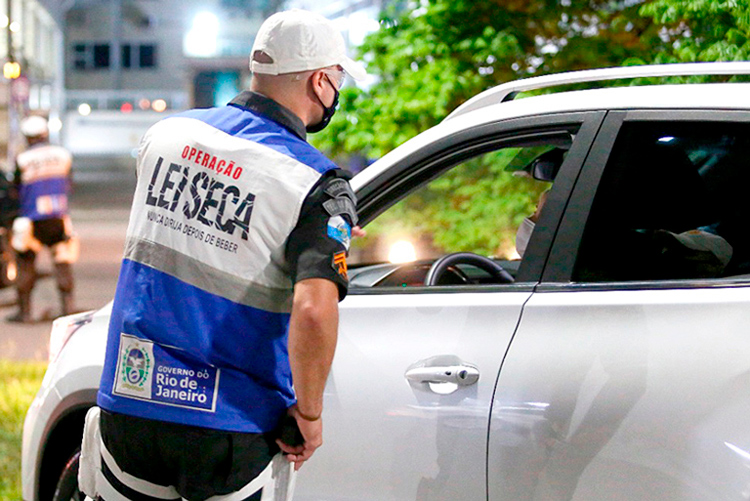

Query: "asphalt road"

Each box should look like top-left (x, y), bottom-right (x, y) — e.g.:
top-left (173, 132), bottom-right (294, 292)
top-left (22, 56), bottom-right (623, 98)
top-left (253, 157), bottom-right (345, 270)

top-left (0, 164), bottom-right (136, 361)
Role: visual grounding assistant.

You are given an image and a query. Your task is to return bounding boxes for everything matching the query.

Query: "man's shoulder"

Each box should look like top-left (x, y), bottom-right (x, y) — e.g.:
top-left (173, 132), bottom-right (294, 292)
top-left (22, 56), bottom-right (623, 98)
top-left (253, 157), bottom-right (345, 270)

top-left (276, 137), bottom-right (338, 175)
top-left (152, 106), bottom-right (233, 130)
top-left (145, 106), bottom-right (338, 175)
top-left (17, 143), bottom-right (72, 164)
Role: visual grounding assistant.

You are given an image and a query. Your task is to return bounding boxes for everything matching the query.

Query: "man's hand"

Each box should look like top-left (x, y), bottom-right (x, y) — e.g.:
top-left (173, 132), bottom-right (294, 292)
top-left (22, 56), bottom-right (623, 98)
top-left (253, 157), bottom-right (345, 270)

top-left (352, 226), bottom-right (366, 238)
top-left (276, 406), bottom-right (323, 471)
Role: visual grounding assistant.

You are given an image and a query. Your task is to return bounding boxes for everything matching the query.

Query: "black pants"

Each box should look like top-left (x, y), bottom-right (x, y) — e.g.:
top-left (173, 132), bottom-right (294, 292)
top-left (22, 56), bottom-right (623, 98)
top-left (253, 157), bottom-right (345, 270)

top-left (99, 410), bottom-right (280, 501)
top-left (16, 218), bottom-right (74, 295)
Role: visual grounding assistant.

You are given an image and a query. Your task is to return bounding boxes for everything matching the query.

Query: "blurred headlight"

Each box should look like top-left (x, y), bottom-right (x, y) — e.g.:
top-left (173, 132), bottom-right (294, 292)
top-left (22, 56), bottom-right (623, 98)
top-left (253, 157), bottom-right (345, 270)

top-left (48, 310), bottom-right (95, 363)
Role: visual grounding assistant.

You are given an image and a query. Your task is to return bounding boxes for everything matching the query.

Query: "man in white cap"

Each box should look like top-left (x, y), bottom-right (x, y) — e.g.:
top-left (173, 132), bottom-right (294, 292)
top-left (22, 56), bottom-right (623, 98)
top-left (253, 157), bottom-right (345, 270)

top-left (8, 115), bottom-right (77, 323)
top-left (85, 9), bottom-right (366, 501)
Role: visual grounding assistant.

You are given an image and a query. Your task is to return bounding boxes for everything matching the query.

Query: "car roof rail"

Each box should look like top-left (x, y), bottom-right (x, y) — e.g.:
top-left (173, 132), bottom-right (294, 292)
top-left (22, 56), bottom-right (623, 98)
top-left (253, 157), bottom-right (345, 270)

top-left (445, 61), bottom-right (750, 121)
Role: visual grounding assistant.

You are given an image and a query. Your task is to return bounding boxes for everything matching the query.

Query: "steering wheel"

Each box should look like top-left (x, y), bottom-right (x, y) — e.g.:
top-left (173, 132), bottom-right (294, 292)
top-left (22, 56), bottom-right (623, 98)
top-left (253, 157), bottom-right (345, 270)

top-left (424, 252), bottom-right (515, 286)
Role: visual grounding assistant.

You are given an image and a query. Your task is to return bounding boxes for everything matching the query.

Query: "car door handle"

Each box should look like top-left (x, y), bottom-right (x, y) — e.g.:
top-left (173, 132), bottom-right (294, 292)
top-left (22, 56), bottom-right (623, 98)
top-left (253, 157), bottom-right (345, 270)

top-left (405, 364), bottom-right (480, 386)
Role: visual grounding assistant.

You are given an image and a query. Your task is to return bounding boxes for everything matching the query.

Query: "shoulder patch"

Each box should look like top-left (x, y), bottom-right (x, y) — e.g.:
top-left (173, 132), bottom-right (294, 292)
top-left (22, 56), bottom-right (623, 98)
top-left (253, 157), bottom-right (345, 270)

top-left (327, 215), bottom-right (352, 250)
top-left (324, 178), bottom-right (356, 202)
top-left (332, 251), bottom-right (348, 280)
top-left (323, 197), bottom-right (358, 226)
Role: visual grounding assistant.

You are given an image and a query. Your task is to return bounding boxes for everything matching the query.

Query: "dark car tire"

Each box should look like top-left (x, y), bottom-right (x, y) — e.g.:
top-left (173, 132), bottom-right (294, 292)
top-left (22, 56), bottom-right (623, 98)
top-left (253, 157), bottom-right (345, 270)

top-left (52, 450), bottom-right (84, 501)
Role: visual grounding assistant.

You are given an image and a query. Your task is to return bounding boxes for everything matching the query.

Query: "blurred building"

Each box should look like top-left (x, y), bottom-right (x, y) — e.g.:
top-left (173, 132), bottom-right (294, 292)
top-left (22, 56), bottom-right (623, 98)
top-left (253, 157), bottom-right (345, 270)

top-left (0, 0), bottom-right (64, 173)
top-left (0, 0), bottom-right (390, 172)
top-left (60, 0), bottom-right (387, 166)
top-left (63, 0), bottom-right (207, 162)
top-left (288, 0), bottom-right (385, 47)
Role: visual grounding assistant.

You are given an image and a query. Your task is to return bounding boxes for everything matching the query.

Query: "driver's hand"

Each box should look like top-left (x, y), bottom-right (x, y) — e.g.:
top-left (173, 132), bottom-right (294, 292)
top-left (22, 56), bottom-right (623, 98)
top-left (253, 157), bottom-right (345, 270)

top-left (352, 226), bottom-right (366, 238)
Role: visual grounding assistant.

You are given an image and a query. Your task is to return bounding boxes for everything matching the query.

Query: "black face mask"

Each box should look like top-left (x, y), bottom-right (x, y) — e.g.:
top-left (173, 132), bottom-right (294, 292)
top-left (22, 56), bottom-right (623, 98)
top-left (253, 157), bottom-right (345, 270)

top-left (306, 77), bottom-right (339, 134)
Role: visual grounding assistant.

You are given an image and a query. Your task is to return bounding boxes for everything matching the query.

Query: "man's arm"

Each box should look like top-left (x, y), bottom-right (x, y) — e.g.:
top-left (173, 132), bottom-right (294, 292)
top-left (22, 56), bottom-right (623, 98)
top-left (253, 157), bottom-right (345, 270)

top-left (278, 277), bottom-right (339, 470)
top-left (279, 170), bottom-right (355, 468)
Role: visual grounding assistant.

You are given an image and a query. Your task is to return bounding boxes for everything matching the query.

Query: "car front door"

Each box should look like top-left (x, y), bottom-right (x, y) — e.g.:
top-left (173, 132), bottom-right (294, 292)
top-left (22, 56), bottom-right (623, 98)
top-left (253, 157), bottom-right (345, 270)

top-left (294, 112), bottom-right (604, 500)
top-left (488, 111), bottom-right (750, 500)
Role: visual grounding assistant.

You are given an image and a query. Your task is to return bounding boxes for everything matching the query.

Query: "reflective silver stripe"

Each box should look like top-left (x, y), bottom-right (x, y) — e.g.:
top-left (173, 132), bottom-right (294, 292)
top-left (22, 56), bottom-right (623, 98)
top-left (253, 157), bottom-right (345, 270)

top-left (99, 439), bottom-right (181, 499)
top-left (204, 456), bottom-right (275, 501)
top-left (96, 475), bottom-right (134, 501)
top-left (124, 237), bottom-right (293, 313)
top-left (99, 437), bottom-right (275, 501)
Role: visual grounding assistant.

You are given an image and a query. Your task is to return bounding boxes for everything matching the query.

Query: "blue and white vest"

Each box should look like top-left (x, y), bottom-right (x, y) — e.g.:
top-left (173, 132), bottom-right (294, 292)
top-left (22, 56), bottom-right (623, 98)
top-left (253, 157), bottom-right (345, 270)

top-left (16, 143), bottom-right (72, 220)
top-left (97, 104), bottom-right (338, 433)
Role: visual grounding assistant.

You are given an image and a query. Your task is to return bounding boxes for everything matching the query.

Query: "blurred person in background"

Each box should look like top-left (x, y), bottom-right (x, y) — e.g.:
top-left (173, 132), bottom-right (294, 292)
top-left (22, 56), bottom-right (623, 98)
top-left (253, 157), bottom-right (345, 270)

top-left (7, 115), bottom-right (77, 323)
top-left (0, 168), bottom-right (19, 289)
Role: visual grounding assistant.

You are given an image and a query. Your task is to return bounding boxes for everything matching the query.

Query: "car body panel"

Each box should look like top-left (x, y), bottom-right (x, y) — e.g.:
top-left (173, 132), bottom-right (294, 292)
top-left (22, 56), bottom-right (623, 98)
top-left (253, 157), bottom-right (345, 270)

top-left (489, 286), bottom-right (750, 500)
top-left (295, 291), bottom-right (532, 500)
top-left (22, 306), bottom-right (109, 501)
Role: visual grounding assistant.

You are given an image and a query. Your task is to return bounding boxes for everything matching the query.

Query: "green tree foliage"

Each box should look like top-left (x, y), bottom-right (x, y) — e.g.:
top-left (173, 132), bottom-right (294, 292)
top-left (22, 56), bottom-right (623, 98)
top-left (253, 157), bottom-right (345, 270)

top-left (639, 0), bottom-right (750, 63)
top-left (357, 148), bottom-right (550, 258)
top-left (316, 0), bottom-right (656, 159)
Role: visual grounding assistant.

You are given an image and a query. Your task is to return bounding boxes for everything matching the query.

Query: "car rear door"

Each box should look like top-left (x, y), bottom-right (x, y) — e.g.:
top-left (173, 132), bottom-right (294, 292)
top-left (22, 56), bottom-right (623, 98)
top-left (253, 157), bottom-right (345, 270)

top-left (489, 111), bottom-right (750, 500)
top-left (294, 112), bottom-right (604, 500)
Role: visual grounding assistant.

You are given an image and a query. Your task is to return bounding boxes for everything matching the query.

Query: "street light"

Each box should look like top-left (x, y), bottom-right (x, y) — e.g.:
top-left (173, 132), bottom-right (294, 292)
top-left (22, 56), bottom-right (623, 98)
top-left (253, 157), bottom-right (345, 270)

top-left (3, 59), bottom-right (20, 79)
top-left (4, 0), bottom-right (19, 80)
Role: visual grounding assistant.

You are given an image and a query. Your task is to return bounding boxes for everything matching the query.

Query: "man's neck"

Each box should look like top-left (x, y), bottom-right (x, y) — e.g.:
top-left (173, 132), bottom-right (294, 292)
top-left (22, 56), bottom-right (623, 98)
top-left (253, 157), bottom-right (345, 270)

top-left (250, 83), bottom-right (312, 127)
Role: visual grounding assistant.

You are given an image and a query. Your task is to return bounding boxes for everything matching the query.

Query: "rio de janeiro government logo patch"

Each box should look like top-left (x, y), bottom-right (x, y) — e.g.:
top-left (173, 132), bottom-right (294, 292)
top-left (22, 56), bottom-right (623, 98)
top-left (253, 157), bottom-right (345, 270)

top-left (112, 332), bottom-right (219, 412)
top-left (124, 345), bottom-right (150, 386)
top-left (114, 334), bottom-right (154, 399)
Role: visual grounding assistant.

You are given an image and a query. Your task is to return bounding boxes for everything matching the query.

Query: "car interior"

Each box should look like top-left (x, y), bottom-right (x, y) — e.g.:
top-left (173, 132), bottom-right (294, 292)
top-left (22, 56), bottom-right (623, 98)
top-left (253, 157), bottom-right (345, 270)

top-left (574, 121), bottom-right (750, 282)
top-left (348, 138), bottom-right (569, 288)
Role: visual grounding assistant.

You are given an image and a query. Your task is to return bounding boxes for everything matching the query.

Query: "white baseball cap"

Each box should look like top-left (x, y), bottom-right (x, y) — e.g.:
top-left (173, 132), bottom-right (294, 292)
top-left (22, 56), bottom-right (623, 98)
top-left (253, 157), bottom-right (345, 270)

top-left (250, 9), bottom-right (367, 81)
top-left (20, 116), bottom-right (48, 137)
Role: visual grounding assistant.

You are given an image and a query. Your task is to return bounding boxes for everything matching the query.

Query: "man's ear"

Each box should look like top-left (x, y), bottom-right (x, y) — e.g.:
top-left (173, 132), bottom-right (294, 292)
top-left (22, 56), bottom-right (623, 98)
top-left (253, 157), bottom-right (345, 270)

top-left (307, 70), bottom-right (326, 102)
top-left (314, 69), bottom-right (334, 92)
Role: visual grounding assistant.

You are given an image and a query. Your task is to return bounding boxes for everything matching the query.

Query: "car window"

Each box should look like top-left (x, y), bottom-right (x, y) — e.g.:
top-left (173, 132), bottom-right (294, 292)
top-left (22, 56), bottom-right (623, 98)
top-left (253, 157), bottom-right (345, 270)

top-left (349, 137), bottom-right (571, 288)
top-left (574, 121), bottom-right (750, 282)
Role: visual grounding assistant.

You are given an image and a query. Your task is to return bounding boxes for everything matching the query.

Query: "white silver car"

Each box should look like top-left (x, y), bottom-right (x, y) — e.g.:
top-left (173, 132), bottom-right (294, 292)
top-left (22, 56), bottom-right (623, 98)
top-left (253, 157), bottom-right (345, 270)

top-left (23, 62), bottom-right (750, 501)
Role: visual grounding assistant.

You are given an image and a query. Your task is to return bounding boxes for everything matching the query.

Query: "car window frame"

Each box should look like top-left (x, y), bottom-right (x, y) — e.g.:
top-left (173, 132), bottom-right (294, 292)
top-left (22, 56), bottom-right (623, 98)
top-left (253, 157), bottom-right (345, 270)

top-left (541, 109), bottom-right (750, 290)
top-left (350, 111), bottom-right (605, 295)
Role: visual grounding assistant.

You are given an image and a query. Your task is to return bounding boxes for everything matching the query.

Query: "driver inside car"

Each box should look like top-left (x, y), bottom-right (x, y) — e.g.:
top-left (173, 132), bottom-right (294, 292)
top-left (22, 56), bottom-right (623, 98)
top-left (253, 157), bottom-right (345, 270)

top-left (507, 144), bottom-right (568, 259)
top-left (515, 189), bottom-right (549, 258)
